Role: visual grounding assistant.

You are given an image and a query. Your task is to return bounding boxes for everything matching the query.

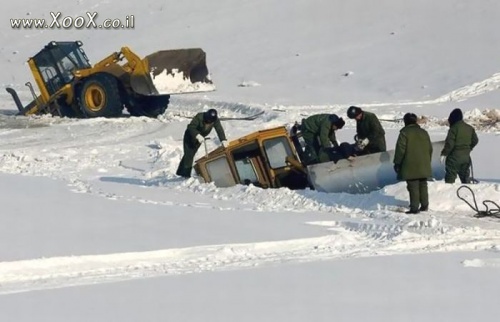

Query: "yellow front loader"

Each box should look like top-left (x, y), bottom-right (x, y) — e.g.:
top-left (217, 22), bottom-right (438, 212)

top-left (6, 41), bottom-right (215, 118)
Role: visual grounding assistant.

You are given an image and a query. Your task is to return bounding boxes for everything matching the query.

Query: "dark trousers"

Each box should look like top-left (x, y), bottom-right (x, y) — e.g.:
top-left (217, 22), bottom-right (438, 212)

top-left (406, 179), bottom-right (429, 211)
top-left (445, 153), bottom-right (471, 183)
top-left (176, 131), bottom-right (201, 177)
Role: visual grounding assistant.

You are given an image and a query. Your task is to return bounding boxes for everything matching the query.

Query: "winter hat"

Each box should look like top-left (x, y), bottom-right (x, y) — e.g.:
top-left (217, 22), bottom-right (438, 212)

top-left (347, 106), bottom-right (362, 119)
top-left (334, 117), bottom-right (345, 129)
top-left (447, 108), bottom-right (463, 126)
top-left (203, 109), bottom-right (218, 123)
top-left (403, 113), bottom-right (417, 126)
top-left (329, 114), bottom-right (339, 123)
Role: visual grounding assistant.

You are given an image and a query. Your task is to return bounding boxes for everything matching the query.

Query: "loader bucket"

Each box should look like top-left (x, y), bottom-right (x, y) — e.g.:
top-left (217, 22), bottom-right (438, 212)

top-left (131, 48), bottom-right (216, 96)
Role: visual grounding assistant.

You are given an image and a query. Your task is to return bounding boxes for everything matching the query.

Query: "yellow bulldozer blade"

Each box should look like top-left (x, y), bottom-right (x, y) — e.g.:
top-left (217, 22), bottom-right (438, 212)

top-left (130, 48), bottom-right (216, 96)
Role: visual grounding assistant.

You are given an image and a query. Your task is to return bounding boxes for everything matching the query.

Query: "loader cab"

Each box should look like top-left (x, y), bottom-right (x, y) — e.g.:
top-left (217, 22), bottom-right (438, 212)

top-left (194, 126), bottom-right (310, 190)
top-left (30, 41), bottom-right (91, 97)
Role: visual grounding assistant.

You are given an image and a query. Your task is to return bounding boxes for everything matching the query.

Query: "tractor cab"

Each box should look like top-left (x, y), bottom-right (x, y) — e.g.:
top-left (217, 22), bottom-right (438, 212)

top-left (31, 41), bottom-right (91, 96)
top-left (194, 126), bottom-right (310, 190)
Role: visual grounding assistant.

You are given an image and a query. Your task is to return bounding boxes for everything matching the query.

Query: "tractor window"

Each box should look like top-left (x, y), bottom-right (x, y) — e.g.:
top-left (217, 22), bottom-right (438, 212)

top-left (33, 42), bottom-right (91, 95)
top-left (52, 46), bottom-right (90, 82)
top-left (35, 52), bottom-right (57, 82)
top-left (206, 156), bottom-right (235, 187)
top-left (39, 66), bottom-right (57, 83)
top-left (34, 51), bottom-right (62, 94)
top-left (263, 137), bottom-right (293, 169)
top-left (235, 158), bottom-right (258, 184)
top-left (51, 42), bottom-right (91, 70)
top-left (57, 54), bottom-right (79, 83)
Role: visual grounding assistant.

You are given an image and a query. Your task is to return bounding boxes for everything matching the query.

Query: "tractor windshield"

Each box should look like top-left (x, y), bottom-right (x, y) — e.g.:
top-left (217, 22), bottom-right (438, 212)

top-left (33, 42), bottom-right (91, 95)
top-left (263, 136), bottom-right (294, 169)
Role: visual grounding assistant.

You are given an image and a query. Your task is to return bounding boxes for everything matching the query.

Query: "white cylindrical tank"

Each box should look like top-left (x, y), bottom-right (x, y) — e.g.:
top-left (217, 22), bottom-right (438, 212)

top-left (307, 141), bottom-right (446, 194)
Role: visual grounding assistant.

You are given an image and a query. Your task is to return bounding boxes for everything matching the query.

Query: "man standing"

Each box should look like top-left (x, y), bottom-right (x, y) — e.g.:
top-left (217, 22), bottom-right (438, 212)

top-left (176, 109), bottom-right (228, 178)
top-left (440, 108), bottom-right (479, 184)
top-left (393, 113), bottom-right (433, 214)
top-left (300, 114), bottom-right (345, 164)
top-left (346, 106), bottom-right (386, 154)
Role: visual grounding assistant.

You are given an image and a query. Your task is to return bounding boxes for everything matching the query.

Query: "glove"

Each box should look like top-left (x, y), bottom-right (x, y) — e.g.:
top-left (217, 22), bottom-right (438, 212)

top-left (356, 137), bottom-right (369, 150)
top-left (196, 134), bottom-right (204, 144)
top-left (222, 140), bottom-right (229, 148)
top-left (440, 155), bottom-right (446, 164)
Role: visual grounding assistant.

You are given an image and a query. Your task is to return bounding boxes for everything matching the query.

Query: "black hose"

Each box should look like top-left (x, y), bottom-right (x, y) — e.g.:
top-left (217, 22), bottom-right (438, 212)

top-left (456, 185), bottom-right (500, 218)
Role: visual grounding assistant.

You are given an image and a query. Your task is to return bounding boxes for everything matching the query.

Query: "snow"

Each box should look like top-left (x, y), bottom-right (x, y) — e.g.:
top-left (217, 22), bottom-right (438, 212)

top-left (1, 0), bottom-right (500, 321)
top-left (151, 69), bottom-right (216, 94)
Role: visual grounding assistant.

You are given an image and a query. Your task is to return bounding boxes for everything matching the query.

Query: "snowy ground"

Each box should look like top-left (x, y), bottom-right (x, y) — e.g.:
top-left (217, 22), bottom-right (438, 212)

top-left (1, 0), bottom-right (500, 321)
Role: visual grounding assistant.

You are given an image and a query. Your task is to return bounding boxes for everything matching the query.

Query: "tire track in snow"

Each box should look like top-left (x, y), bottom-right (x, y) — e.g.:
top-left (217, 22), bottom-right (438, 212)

top-left (1, 225), bottom-right (500, 295)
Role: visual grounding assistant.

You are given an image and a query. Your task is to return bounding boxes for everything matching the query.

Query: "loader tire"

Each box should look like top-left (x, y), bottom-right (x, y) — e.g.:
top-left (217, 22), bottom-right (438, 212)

top-left (77, 73), bottom-right (123, 118)
top-left (56, 96), bottom-right (80, 118)
top-left (125, 94), bottom-right (170, 118)
top-left (58, 103), bottom-right (78, 118)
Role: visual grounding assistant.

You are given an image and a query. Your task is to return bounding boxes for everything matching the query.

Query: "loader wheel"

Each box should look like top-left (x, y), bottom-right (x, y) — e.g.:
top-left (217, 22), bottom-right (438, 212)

top-left (58, 102), bottom-right (78, 118)
top-left (125, 94), bottom-right (170, 118)
top-left (56, 96), bottom-right (81, 118)
top-left (77, 74), bottom-right (123, 118)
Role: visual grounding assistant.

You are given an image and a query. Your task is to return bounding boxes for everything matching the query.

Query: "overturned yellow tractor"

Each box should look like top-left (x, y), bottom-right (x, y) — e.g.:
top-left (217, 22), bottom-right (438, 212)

top-left (6, 41), bottom-right (215, 118)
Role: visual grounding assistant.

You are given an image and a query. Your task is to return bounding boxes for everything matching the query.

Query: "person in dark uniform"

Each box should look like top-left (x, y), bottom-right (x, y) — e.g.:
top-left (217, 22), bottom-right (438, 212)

top-left (176, 109), bottom-right (228, 178)
top-left (300, 113), bottom-right (345, 164)
top-left (440, 108), bottom-right (479, 184)
top-left (346, 106), bottom-right (386, 154)
top-left (393, 113), bottom-right (433, 214)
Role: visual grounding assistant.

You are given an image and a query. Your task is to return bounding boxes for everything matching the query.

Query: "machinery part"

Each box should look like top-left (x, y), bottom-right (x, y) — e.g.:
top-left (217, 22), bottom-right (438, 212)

top-left (171, 111), bottom-right (265, 121)
top-left (307, 141), bottom-right (446, 194)
top-left (285, 156), bottom-right (308, 174)
top-left (141, 48), bottom-right (216, 95)
top-left (125, 94), bottom-right (170, 117)
top-left (469, 157), bottom-right (479, 184)
top-left (6, 87), bottom-right (41, 115)
top-left (25, 82), bottom-right (38, 103)
top-left (5, 87), bottom-right (26, 113)
top-left (56, 95), bottom-right (77, 118)
top-left (77, 73), bottom-right (123, 117)
top-left (203, 137), bottom-right (210, 157)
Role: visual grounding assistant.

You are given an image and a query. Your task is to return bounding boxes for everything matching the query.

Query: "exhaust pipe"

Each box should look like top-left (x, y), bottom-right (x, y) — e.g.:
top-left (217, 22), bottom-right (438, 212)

top-left (5, 87), bottom-right (39, 115)
top-left (5, 87), bottom-right (25, 113)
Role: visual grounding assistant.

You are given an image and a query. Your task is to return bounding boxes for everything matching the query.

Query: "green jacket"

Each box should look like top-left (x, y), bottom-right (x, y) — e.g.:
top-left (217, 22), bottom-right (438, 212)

top-left (187, 112), bottom-right (227, 143)
top-left (393, 124), bottom-right (433, 180)
top-left (356, 111), bottom-right (386, 152)
top-left (441, 120), bottom-right (478, 157)
top-left (301, 114), bottom-right (338, 148)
